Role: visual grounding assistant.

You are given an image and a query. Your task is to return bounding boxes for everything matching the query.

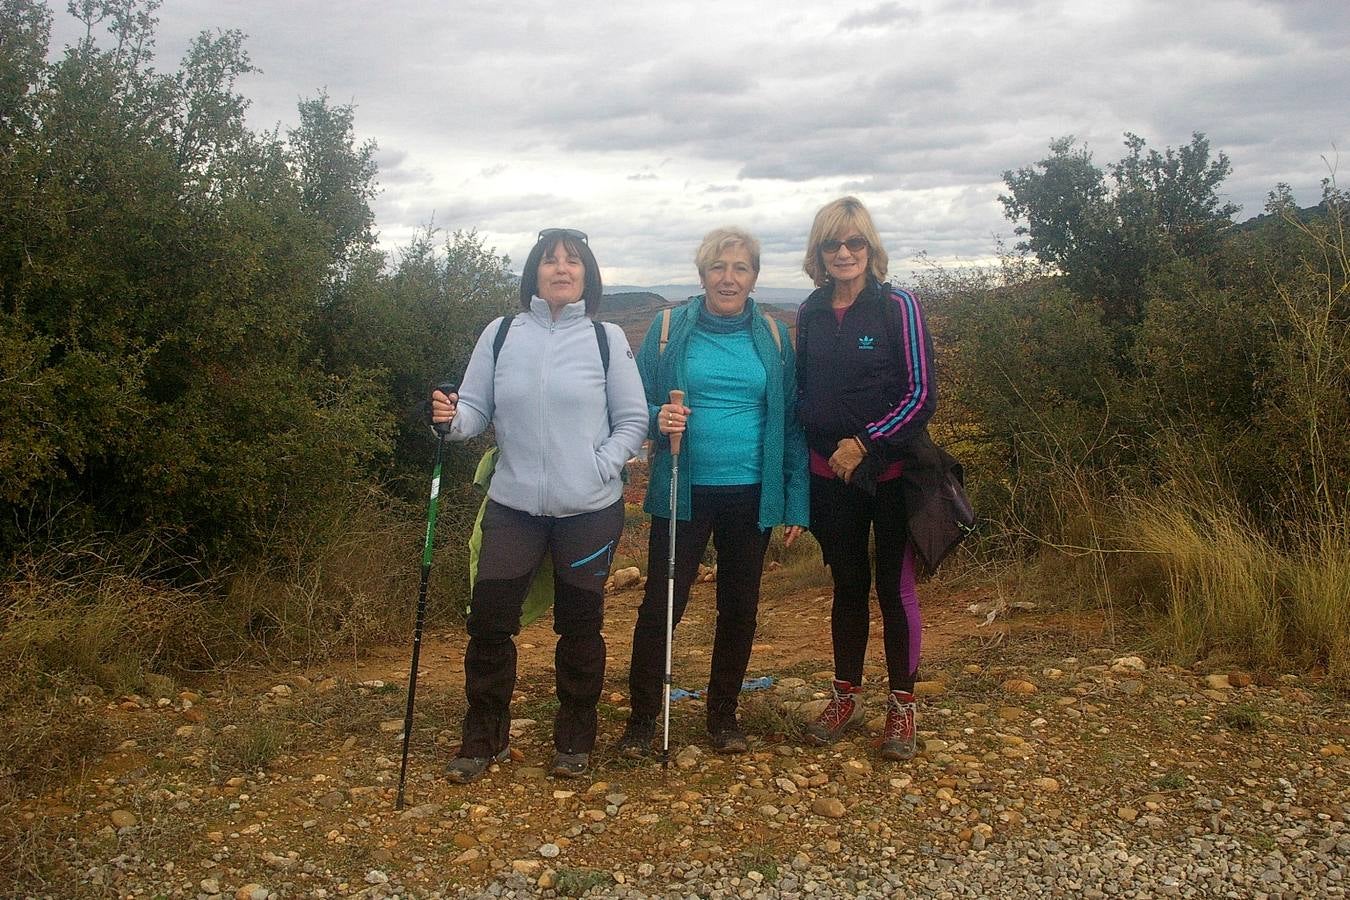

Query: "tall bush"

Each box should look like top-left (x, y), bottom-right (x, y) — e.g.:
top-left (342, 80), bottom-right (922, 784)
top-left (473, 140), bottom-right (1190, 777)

top-left (0, 0), bottom-right (516, 673)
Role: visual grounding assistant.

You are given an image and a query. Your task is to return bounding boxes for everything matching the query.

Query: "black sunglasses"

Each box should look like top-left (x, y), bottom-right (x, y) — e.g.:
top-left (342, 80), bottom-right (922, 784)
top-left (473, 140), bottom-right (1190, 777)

top-left (821, 236), bottom-right (868, 254)
top-left (537, 228), bottom-right (588, 244)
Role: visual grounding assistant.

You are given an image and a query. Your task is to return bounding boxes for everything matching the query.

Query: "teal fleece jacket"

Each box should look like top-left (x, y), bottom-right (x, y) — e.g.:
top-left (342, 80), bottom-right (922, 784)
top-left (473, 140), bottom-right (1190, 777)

top-left (637, 297), bottom-right (809, 530)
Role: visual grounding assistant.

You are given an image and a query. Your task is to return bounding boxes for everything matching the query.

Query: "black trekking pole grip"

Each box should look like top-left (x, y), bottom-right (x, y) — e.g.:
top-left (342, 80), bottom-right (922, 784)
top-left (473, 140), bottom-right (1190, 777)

top-left (432, 381), bottom-right (457, 439)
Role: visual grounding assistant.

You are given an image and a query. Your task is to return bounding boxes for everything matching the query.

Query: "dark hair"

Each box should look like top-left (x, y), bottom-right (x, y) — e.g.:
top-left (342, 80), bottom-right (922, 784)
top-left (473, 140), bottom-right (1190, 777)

top-left (518, 232), bottom-right (604, 316)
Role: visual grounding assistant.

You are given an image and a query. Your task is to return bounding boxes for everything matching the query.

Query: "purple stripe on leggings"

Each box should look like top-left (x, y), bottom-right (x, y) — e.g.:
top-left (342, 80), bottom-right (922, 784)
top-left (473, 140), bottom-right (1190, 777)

top-left (898, 542), bottom-right (921, 678)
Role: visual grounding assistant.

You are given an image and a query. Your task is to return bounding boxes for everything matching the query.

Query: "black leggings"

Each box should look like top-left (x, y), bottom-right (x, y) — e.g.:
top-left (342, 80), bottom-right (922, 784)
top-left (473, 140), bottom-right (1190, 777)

top-left (810, 474), bottom-right (921, 692)
top-left (628, 485), bottom-right (770, 729)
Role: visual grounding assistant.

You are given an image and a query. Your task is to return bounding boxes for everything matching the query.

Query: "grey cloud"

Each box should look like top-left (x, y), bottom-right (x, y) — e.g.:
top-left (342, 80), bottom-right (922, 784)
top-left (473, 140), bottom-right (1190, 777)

top-left (45, 0), bottom-right (1350, 284)
top-left (701, 196), bottom-right (754, 212)
top-left (839, 2), bottom-right (916, 31)
top-left (642, 56), bottom-right (756, 96)
top-left (373, 148), bottom-right (435, 186)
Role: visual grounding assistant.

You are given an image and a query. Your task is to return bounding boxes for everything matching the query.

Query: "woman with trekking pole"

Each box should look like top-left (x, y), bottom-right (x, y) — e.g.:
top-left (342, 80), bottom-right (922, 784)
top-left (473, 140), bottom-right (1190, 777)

top-left (617, 226), bottom-right (809, 758)
top-left (430, 228), bottom-right (647, 782)
top-left (794, 197), bottom-right (938, 762)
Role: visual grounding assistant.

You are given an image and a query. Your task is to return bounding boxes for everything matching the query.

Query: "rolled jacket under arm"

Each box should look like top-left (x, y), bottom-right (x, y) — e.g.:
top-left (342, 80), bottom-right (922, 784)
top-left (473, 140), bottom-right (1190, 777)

top-left (448, 297), bottom-right (648, 517)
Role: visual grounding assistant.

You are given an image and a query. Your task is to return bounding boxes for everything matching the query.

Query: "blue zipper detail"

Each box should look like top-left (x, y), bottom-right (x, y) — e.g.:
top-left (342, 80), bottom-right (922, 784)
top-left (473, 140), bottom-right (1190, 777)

top-left (570, 539), bottom-right (614, 569)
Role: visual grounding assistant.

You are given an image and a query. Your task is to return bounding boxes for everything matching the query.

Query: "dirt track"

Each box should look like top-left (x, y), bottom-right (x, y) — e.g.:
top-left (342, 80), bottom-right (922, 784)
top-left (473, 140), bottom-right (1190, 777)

top-left (7, 571), bottom-right (1347, 898)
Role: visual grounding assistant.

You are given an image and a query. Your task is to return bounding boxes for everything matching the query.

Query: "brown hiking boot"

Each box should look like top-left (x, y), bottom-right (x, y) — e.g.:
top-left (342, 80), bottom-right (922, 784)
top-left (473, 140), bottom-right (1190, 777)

top-left (880, 690), bottom-right (917, 761)
top-left (804, 679), bottom-right (864, 745)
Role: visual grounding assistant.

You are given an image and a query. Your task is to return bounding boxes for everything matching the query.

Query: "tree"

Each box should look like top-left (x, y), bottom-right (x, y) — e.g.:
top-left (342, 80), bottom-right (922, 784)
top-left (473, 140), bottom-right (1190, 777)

top-left (288, 91), bottom-right (378, 276)
top-left (1001, 132), bottom-right (1238, 323)
top-left (0, 0), bottom-right (51, 138)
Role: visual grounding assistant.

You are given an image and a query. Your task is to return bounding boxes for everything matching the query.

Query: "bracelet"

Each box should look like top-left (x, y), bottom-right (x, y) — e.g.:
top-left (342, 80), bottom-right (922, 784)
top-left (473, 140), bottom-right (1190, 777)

top-left (852, 436), bottom-right (867, 456)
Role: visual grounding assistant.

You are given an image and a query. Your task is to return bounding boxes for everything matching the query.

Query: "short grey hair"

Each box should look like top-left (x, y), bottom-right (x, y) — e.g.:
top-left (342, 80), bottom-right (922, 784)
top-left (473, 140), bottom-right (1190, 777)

top-left (695, 226), bottom-right (761, 279)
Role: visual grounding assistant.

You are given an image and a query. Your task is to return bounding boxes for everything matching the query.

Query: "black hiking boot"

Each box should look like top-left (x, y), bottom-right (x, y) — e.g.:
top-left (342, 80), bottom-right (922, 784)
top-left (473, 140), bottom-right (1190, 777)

top-left (550, 751), bottom-right (590, 778)
top-left (617, 718), bottom-right (657, 759)
top-left (445, 747), bottom-right (510, 785)
top-left (708, 717), bottom-right (749, 755)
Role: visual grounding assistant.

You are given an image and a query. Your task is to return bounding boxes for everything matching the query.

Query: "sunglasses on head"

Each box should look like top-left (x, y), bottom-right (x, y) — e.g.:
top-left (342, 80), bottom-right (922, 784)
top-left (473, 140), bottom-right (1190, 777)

top-left (821, 236), bottom-right (868, 254)
top-left (537, 228), bottom-right (588, 244)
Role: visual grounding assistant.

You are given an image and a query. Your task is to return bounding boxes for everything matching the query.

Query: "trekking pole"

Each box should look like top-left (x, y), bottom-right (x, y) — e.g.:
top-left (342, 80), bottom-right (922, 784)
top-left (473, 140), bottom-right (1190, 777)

top-left (395, 381), bottom-right (456, 811)
top-left (662, 389), bottom-right (685, 773)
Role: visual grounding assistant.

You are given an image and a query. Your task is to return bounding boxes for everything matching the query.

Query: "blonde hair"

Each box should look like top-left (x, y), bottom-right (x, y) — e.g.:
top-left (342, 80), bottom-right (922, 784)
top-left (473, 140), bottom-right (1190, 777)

top-left (803, 196), bottom-right (889, 287)
top-left (695, 226), bottom-right (761, 279)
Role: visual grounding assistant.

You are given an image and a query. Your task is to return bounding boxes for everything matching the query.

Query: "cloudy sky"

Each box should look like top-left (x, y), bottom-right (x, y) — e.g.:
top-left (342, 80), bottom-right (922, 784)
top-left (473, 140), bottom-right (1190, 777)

top-left (49, 0), bottom-right (1349, 288)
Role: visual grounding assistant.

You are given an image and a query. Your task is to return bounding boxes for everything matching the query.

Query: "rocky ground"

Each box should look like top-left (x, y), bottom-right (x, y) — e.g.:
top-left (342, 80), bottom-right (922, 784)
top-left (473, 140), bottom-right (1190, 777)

top-left (4, 573), bottom-right (1348, 899)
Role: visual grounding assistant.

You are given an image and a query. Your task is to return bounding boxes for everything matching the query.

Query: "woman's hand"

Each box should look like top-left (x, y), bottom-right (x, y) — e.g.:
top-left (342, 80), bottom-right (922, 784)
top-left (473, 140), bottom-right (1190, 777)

top-left (657, 401), bottom-right (689, 435)
top-left (829, 436), bottom-right (866, 482)
top-left (783, 525), bottom-right (804, 548)
top-left (431, 388), bottom-right (458, 426)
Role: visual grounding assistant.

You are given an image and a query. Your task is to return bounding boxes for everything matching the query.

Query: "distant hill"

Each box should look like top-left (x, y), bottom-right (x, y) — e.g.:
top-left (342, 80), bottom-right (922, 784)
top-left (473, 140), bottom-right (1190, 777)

top-left (598, 291), bottom-right (673, 351)
top-left (609, 284), bottom-right (812, 307)
top-left (598, 288), bottom-right (799, 351)
top-left (603, 291), bottom-right (667, 311)
top-left (1231, 201), bottom-right (1334, 234)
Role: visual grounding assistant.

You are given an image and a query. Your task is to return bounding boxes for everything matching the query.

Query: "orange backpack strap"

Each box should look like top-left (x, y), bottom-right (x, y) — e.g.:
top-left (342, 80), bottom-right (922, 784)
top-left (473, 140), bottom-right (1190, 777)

top-left (762, 310), bottom-right (783, 355)
top-left (658, 307), bottom-right (673, 355)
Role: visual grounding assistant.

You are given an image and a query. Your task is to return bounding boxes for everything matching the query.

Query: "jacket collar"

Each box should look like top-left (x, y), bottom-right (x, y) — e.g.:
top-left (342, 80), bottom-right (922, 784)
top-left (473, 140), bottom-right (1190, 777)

top-left (801, 276), bottom-right (888, 314)
top-left (528, 295), bottom-right (588, 325)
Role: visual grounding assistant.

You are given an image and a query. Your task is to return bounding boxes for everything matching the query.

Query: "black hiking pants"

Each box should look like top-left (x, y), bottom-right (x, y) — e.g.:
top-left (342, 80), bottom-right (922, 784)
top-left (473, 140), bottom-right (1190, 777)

top-left (460, 497), bottom-right (623, 758)
top-left (628, 484), bottom-right (770, 731)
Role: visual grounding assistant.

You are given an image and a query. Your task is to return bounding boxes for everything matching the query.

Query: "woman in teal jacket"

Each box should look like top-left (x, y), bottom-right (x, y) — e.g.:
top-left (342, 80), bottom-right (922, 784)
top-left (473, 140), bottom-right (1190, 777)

top-left (618, 226), bottom-right (809, 756)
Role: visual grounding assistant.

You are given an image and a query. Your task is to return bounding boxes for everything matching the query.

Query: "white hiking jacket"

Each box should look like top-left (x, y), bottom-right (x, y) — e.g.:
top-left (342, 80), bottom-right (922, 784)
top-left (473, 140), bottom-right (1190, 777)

top-left (448, 297), bottom-right (648, 517)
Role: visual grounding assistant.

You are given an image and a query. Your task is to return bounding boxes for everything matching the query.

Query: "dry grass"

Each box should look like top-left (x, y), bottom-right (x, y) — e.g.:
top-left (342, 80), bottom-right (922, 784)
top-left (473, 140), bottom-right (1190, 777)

top-left (0, 680), bottom-right (107, 796)
top-left (0, 810), bottom-right (77, 892)
top-left (1, 548), bottom-right (213, 697)
top-left (212, 718), bottom-right (292, 774)
top-left (1279, 523), bottom-right (1350, 682)
top-left (221, 489), bottom-right (442, 663)
top-left (1129, 497), bottom-right (1283, 669)
top-left (763, 529), bottom-right (829, 596)
top-left (0, 487), bottom-right (479, 799)
top-left (968, 458), bottom-right (1349, 689)
top-left (1121, 494), bottom-right (1349, 687)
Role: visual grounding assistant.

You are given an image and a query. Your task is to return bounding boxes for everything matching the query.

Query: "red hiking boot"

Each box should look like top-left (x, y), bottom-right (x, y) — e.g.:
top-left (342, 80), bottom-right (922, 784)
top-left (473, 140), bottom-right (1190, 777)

top-left (880, 690), bottom-right (917, 761)
top-left (804, 679), bottom-right (864, 745)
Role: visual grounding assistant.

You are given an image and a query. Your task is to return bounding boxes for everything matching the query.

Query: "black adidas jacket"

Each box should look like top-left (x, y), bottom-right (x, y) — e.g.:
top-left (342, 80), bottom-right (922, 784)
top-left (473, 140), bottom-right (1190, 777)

top-left (794, 277), bottom-right (938, 463)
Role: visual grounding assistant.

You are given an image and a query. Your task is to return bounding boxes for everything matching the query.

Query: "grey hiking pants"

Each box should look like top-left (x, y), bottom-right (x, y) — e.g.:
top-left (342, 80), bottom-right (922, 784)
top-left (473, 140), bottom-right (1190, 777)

top-left (460, 497), bottom-right (624, 758)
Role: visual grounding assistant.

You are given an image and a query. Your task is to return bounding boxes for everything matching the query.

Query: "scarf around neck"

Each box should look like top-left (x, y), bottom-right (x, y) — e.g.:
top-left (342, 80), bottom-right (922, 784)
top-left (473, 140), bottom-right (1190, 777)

top-left (697, 298), bottom-right (752, 333)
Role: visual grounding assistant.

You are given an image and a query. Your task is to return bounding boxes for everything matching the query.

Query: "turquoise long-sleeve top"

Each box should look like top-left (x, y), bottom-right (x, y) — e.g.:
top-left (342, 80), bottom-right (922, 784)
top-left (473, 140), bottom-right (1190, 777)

top-left (683, 322), bottom-right (766, 486)
top-left (636, 297), bottom-right (809, 530)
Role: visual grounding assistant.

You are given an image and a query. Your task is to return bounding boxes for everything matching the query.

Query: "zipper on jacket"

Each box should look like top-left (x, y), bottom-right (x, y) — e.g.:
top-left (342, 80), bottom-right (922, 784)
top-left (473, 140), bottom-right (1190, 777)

top-left (540, 317), bottom-right (555, 514)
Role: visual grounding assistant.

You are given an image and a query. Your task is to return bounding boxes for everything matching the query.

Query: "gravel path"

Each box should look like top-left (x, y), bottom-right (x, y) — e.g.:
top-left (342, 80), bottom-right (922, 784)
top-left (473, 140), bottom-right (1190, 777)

top-left (8, 611), bottom-right (1348, 899)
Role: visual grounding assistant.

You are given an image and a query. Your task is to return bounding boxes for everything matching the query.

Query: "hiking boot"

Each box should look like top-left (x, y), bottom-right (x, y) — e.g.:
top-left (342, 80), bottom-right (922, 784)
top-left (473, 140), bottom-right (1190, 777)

top-left (445, 747), bottom-right (510, 784)
top-left (550, 751), bottom-right (590, 778)
top-left (617, 718), bottom-right (656, 759)
top-left (708, 720), bottom-right (748, 755)
top-left (804, 679), bottom-right (864, 746)
top-left (880, 690), bottom-right (917, 761)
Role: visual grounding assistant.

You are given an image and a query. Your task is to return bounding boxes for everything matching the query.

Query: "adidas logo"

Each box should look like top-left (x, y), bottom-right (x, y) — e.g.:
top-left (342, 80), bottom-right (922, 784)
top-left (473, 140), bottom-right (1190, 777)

top-left (857, 335), bottom-right (876, 350)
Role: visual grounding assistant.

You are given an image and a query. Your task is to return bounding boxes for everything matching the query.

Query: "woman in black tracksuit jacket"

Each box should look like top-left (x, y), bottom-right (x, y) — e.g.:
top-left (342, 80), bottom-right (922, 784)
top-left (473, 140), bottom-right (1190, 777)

top-left (795, 196), bottom-right (936, 762)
